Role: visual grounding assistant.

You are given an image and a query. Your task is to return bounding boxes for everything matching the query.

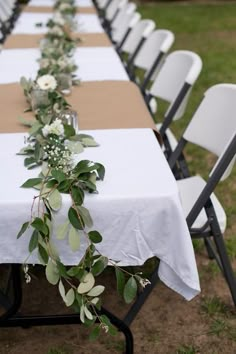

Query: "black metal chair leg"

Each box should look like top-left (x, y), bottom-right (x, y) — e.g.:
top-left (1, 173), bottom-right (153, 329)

top-left (204, 238), bottom-right (215, 260)
top-left (206, 205), bottom-right (236, 306)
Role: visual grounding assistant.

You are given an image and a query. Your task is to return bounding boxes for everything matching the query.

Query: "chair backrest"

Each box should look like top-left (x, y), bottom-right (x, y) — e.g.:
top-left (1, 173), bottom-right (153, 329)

top-left (96, 0), bottom-right (110, 10)
top-left (105, 0), bottom-right (127, 22)
top-left (112, 11), bottom-right (141, 45)
top-left (134, 29), bottom-right (175, 71)
top-left (111, 2), bottom-right (136, 32)
top-left (168, 84), bottom-right (236, 228)
top-left (0, 4), bottom-right (9, 22)
top-left (133, 29), bottom-right (174, 90)
top-left (150, 50), bottom-right (202, 122)
top-left (183, 84), bottom-right (236, 181)
top-left (120, 19), bottom-right (155, 56)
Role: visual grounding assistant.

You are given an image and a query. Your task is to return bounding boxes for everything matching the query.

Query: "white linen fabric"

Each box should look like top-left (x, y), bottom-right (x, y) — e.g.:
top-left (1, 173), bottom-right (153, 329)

top-left (0, 129), bottom-right (200, 300)
top-left (0, 48), bottom-right (129, 83)
top-left (12, 13), bottom-right (104, 35)
top-left (28, 0), bottom-right (93, 7)
top-left (74, 47), bottom-right (129, 81)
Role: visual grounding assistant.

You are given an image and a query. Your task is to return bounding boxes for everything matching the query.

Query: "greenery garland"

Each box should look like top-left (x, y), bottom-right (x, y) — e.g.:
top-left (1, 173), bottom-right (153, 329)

top-left (17, 0), bottom-right (150, 339)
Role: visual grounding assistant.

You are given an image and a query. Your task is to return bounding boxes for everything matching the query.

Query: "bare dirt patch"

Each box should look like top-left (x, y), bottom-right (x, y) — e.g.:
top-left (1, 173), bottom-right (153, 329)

top-left (0, 254), bottom-right (236, 353)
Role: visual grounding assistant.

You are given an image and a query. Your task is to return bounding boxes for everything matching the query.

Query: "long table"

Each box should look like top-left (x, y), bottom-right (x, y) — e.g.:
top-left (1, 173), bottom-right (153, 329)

top-left (0, 2), bottom-right (200, 352)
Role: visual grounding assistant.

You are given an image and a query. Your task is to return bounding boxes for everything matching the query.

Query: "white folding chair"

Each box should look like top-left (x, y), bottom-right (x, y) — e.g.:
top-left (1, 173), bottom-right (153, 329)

top-left (117, 19), bottom-right (156, 75)
top-left (111, 2), bottom-right (137, 38)
top-left (104, 0), bottom-right (127, 27)
top-left (146, 50), bottom-right (202, 155)
top-left (112, 11), bottom-right (140, 46)
top-left (129, 29), bottom-right (175, 87)
top-left (168, 83), bottom-right (236, 305)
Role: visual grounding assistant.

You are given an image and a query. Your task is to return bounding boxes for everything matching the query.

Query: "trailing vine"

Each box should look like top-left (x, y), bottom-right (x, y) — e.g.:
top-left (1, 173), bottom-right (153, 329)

top-left (17, 0), bottom-right (150, 339)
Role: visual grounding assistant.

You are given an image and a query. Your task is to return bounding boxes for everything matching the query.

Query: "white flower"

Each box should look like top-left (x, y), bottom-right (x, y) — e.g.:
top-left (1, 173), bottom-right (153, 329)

top-left (42, 118), bottom-right (65, 137)
top-left (100, 323), bottom-right (109, 333)
top-left (48, 25), bottom-right (64, 37)
top-left (139, 278), bottom-right (151, 288)
top-left (53, 12), bottom-right (66, 26)
top-left (37, 75), bottom-right (57, 91)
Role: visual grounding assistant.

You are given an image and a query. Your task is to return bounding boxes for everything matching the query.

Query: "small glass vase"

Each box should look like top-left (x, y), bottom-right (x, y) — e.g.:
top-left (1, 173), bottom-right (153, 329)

top-left (30, 89), bottom-right (50, 110)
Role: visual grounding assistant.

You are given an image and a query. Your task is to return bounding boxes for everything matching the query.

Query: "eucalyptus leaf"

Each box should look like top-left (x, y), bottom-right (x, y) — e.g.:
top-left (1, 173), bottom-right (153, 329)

top-left (84, 305), bottom-right (93, 320)
top-left (123, 277), bottom-right (137, 304)
top-left (88, 230), bottom-right (102, 244)
top-left (29, 121), bottom-right (43, 135)
top-left (24, 156), bottom-right (37, 169)
top-left (21, 178), bottom-right (42, 188)
top-left (65, 288), bottom-right (75, 307)
top-left (28, 229), bottom-right (39, 252)
top-left (81, 137), bottom-right (98, 147)
top-left (18, 116), bottom-right (34, 127)
top-left (71, 185), bottom-right (84, 205)
top-left (58, 279), bottom-right (66, 301)
top-left (66, 141), bottom-right (84, 154)
top-left (90, 297), bottom-right (99, 305)
top-left (48, 189), bottom-right (62, 211)
top-left (48, 240), bottom-right (60, 260)
top-left (80, 304), bottom-right (85, 323)
top-left (17, 221), bottom-right (29, 239)
top-left (51, 169), bottom-right (66, 183)
top-left (77, 273), bottom-right (95, 294)
top-left (56, 221), bottom-right (69, 240)
top-left (38, 243), bottom-right (49, 264)
top-left (115, 268), bottom-right (125, 297)
top-left (17, 146), bottom-right (34, 155)
top-left (87, 285), bottom-right (105, 297)
top-left (31, 217), bottom-right (49, 236)
top-left (96, 163), bottom-right (105, 180)
top-left (77, 205), bottom-right (93, 228)
top-left (68, 207), bottom-right (84, 230)
top-left (42, 162), bottom-right (50, 177)
top-left (92, 257), bottom-right (108, 276)
top-left (57, 179), bottom-right (71, 193)
top-left (68, 227), bottom-right (80, 252)
top-left (89, 172), bottom-right (97, 185)
top-left (64, 124), bottom-right (75, 138)
top-left (45, 259), bottom-right (60, 285)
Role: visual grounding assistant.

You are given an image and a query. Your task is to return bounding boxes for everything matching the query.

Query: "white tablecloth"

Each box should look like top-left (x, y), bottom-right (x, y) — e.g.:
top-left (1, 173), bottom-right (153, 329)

top-left (0, 48), bottom-right (129, 83)
top-left (28, 0), bottom-right (93, 7)
top-left (0, 128), bottom-right (200, 300)
top-left (12, 13), bottom-right (104, 35)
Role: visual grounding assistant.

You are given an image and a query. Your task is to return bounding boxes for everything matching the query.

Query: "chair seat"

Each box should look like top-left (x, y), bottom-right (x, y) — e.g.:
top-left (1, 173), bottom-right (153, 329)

top-left (177, 175), bottom-right (227, 233)
top-left (156, 123), bottom-right (178, 151)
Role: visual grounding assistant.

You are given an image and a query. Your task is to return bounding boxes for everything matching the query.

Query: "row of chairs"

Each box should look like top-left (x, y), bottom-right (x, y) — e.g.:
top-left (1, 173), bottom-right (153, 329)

top-left (94, 0), bottom-right (236, 305)
top-left (0, 0), bottom-right (19, 43)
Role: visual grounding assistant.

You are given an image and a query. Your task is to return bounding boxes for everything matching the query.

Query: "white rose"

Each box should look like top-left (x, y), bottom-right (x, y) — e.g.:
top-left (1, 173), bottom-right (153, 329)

top-left (37, 75), bottom-right (57, 91)
top-left (53, 12), bottom-right (65, 26)
top-left (48, 26), bottom-right (64, 37)
top-left (42, 118), bottom-right (64, 137)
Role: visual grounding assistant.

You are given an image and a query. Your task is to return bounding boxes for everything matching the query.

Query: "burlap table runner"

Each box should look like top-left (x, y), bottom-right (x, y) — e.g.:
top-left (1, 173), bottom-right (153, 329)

top-left (3, 32), bottom-right (111, 49)
top-left (23, 6), bottom-right (97, 14)
top-left (0, 81), bottom-right (157, 133)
